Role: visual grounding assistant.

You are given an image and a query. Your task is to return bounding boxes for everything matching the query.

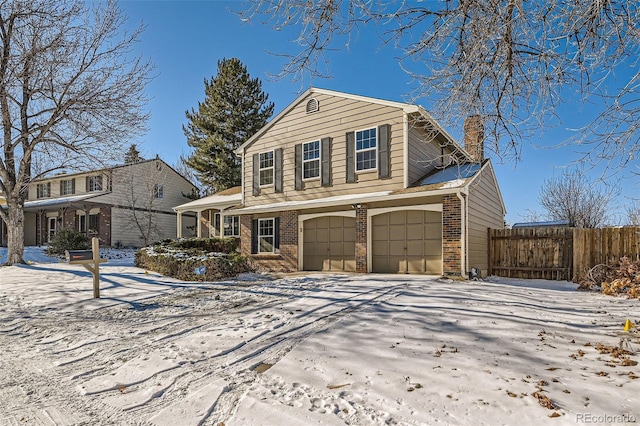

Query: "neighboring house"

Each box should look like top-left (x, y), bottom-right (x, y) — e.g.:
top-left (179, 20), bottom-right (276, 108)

top-left (174, 88), bottom-right (506, 277)
top-left (0, 158), bottom-right (197, 248)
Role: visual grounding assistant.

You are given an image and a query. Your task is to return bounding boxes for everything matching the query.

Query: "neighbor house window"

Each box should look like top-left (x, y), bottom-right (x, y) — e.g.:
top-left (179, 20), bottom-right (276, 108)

top-left (37, 182), bottom-right (51, 198)
top-left (153, 184), bottom-right (164, 199)
top-left (303, 140), bottom-right (320, 180)
top-left (259, 151), bottom-right (274, 186)
top-left (60, 179), bottom-right (75, 196)
top-left (258, 218), bottom-right (275, 253)
top-left (223, 216), bottom-right (240, 237)
top-left (355, 127), bottom-right (377, 171)
top-left (88, 175), bottom-right (103, 192)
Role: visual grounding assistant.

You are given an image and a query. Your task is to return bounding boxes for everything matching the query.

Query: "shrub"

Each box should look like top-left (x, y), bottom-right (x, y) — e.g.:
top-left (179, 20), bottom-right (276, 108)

top-left (135, 237), bottom-right (252, 281)
top-left (579, 257), bottom-right (640, 299)
top-left (46, 229), bottom-right (90, 256)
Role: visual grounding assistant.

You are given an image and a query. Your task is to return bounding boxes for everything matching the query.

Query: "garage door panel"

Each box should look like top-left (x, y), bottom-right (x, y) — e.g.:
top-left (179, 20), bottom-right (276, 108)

top-left (425, 223), bottom-right (442, 237)
top-left (425, 257), bottom-right (442, 274)
top-left (406, 224), bottom-right (425, 240)
top-left (407, 258), bottom-right (425, 274)
top-left (425, 240), bottom-right (442, 255)
top-left (343, 259), bottom-right (356, 272)
top-left (343, 227), bottom-right (355, 242)
top-left (406, 239), bottom-right (424, 255)
top-left (389, 211), bottom-right (405, 225)
top-left (406, 210), bottom-right (424, 224)
top-left (372, 226), bottom-right (388, 241)
top-left (389, 225), bottom-right (406, 241)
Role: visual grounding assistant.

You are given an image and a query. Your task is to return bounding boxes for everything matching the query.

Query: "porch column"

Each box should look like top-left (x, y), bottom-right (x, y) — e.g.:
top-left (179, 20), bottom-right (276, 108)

top-left (196, 210), bottom-right (202, 237)
top-left (176, 211), bottom-right (183, 238)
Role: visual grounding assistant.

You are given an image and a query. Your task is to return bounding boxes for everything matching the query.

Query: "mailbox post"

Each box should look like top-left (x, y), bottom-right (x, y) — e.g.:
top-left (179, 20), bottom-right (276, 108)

top-left (66, 237), bottom-right (106, 298)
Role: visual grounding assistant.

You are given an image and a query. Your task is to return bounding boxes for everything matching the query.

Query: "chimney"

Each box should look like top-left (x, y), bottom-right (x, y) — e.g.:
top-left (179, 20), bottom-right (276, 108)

top-left (463, 115), bottom-right (484, 163)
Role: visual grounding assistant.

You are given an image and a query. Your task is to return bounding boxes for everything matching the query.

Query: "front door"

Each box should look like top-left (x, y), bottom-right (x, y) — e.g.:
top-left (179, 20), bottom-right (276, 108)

top-left (48, 217), bottom-right (57, 242)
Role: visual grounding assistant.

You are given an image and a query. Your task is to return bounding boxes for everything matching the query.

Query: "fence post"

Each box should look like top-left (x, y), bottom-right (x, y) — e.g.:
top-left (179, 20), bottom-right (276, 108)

top-left (487, 227), bottom-right (493, 277)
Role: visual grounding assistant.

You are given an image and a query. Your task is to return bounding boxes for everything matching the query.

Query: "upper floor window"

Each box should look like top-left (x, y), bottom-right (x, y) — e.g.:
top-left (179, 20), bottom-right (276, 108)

top-left (60, 179), bottom-right (75, 196)
top-left (355, 127), bottom-right (377, 171)
top-left (153, 184), bottom-right (164, 199)
top-left (303, 140), bottom-right (320, 180)
top-left (259, 151), bottom-right (274, 186)
top-left (88, 175), bottom-right (103, 192)
top-left (37, 182), bottom-right (51, 199)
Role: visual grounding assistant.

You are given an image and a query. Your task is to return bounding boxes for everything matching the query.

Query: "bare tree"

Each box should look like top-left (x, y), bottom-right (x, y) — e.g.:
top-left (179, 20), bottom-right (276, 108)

top-left (239, 1), bottom-right (639, 165)
top-left (626, 201), bottom-right (640, 226)
top-left (538, 169), bottom-right (616, 228)
top-left (115, 160), bottom-right (165, 247)
top-left (0, 0), bottom-right (153, 265)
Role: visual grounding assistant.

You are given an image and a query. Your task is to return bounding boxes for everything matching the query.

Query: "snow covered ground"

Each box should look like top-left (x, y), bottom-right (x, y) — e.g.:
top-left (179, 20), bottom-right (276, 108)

top-left (0, 247), bottom-right (639, 425)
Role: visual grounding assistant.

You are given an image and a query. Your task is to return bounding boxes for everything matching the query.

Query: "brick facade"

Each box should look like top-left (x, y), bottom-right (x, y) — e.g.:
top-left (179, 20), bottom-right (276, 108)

top-left (442, 194), bottom-right (462, 276)
top-left (355, 204), bottom-right (368, 273)
top-left (240, 212), bottom-right (298, 273)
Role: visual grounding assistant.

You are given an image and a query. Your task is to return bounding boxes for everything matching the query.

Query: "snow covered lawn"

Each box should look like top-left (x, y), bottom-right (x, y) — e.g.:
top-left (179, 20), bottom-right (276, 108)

top-left (0, 247), bottom-right (638, 425)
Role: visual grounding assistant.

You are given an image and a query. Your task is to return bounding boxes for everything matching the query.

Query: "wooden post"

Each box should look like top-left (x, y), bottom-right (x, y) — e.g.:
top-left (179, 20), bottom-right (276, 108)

top-left (66, 237), bottom-right (106, 298)
top-left (91, 237), bottom-right (100, 298)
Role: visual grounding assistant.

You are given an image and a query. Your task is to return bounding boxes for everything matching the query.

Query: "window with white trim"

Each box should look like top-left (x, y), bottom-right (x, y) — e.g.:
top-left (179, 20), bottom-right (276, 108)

top-left (223, 215), bottom-right (240, 237)
top-left (355, 127), bottom-right (377, 171)
top-left (259, 151), bottom-right (274, 186)
top-left (37, 183), bottom-right (51, 198)
top-left (153, 184), bottom-right (164, 199)
top-left (88, 175), bottom-right (103, 192)
top-left (302, 140), bottom-right (320, 180)
top-left (258, 218), bottom-right (275, 253)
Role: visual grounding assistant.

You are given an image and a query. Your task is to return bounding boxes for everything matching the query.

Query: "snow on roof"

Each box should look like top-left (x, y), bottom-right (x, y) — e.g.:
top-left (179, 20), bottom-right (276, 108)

top-left (418, 162), bottom-right (481, 186)
top-left (512, 220), bottom-right (571, 228)
top-left (21, 193), bottom-right (104, 209)
top-left (173, 186), bottom-right (242, 212)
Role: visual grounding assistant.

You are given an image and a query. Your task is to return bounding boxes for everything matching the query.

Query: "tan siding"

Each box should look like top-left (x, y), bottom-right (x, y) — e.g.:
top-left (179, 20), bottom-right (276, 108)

top-left (467, 165), bottom-right (505, 275)
top-left (407, 130), bottom-right (458, 186)
top-left (110, 208), bottom-right (193, 247)
top-left (243, 93), bottom-right (407, 207)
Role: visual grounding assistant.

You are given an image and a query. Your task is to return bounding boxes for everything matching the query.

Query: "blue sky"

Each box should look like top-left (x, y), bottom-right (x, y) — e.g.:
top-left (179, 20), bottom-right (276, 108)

top-left (119, 1), bottom-right (636, 225)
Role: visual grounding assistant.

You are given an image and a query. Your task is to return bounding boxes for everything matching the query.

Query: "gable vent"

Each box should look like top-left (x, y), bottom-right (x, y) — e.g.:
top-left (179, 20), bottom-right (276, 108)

top-left (306, 98), bottom-right (319, 114)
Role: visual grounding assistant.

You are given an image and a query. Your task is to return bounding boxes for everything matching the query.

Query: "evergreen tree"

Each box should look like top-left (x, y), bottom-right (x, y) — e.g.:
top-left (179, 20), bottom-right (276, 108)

top-left (124, 144), bottom-right (144, 164)
top-left (184, 58), bottom-right (274, 193)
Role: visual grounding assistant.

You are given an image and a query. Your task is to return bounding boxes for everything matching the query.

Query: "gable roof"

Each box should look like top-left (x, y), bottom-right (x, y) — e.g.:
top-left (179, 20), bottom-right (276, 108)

top-left (235, 87), bottom-right (470, 161)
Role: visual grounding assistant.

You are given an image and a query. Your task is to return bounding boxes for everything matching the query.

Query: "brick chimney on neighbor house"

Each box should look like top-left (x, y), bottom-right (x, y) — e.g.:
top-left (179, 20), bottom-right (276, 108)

top-left (463, 115), bottom-right (484, 163)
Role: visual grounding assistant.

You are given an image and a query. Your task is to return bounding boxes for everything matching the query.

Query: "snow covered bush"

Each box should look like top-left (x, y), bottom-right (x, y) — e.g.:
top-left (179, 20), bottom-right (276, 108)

top-left (46, 229), bottom-right (89, 256)
top-left (135, 237), bottom-right (252, 281)
top-left (579, 257), bottom-right (640, 299)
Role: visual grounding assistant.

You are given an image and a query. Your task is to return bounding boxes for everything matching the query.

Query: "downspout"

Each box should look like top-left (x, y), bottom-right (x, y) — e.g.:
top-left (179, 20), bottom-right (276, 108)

top-left (403, 112), bottom-right (409, 188)
top-left (456, 190), bottom-right (467, 277)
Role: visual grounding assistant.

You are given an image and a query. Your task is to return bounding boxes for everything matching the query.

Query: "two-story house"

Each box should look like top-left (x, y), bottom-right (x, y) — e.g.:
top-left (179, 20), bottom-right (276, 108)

top-left (174, 88), bottom-right (506, 277)
top-left (1, 158), bottom-right (197, 248)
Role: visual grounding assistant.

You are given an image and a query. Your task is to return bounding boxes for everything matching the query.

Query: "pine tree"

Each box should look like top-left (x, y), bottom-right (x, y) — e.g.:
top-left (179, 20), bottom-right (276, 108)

top-left (124, 144), bottom-right (144, 164)
top-left (184, 58), bottom-right (274, 193)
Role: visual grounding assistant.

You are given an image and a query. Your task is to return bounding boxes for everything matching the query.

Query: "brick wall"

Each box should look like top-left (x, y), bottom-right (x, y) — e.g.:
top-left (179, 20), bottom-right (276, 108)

top-left (98, 206), bottom-right (111, 246)
top-left (443, 194), bottom-right (462, 276)
top-left (355, 204), bottom-right (368, 273)
top-left (240, 212), bottom-right (298, 273)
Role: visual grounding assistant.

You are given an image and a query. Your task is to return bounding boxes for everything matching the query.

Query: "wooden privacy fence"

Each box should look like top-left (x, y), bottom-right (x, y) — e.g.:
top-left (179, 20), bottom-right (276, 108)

top-left (488, 227), bottom-right (640, 282)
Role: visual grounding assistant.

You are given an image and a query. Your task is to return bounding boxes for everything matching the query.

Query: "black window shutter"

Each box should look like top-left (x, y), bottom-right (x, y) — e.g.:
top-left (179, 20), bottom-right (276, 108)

top-left (321, 137), bottom-right (332, 187)
top-left (71, 179), bottom-right (75, 194)
top-left (252, 153), bottom-right (260, 196)
top-left (346, 131), bottom-right (356, 183)
top-left (274, 148), bottom-right (283, 193)
top-left (294, 144), bottom-right (303, 190)
top-left (251, 219), bottom-right (258, 254)
top-left (59, 181), bottom-right (63, 195)
top-left (378, 124), bottom-right (391, 179)
top-left (274, 217), bottom-right (280, 251)
top-left (214, 213), bottom-right (221, 236)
